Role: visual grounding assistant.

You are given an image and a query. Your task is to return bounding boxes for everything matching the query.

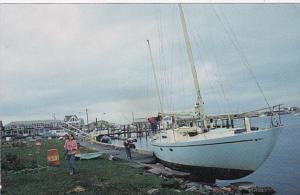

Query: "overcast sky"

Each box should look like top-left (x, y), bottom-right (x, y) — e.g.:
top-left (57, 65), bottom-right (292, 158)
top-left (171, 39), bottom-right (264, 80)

top-left (0, 3), bottom-right (299, 125)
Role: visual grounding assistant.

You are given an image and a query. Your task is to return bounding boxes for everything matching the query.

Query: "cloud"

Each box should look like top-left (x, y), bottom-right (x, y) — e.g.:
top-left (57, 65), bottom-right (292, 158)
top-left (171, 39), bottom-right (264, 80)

top-left (0, 4), bottom-right (299, 125)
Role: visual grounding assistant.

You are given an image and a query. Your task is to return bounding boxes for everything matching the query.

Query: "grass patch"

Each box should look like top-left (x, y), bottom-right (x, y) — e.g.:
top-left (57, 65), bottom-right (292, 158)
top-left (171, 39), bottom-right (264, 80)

top-left (1, 139), bottom-right (190, 194)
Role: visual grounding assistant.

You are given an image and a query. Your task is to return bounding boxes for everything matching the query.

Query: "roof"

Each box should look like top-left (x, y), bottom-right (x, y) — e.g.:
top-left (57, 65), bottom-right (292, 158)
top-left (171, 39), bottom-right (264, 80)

top-left (133, 118), bottom-right (148, 123)
top-left (64, 115), bottom-right (78, 122)
top-left (5, 120), bottom-right (62, 127)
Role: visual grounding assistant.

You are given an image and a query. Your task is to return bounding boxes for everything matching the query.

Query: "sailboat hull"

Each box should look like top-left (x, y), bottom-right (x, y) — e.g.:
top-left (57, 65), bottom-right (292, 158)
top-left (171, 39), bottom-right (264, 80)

top-left (151, 126), bottom-right (282, 180)
top-left (157, 158), bottom-right (253, 180)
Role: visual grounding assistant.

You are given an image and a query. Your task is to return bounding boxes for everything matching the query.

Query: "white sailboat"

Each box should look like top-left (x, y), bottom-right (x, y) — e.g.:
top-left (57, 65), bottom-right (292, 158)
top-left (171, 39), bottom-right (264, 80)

top-left (150, 4), bottom-right (283, 181)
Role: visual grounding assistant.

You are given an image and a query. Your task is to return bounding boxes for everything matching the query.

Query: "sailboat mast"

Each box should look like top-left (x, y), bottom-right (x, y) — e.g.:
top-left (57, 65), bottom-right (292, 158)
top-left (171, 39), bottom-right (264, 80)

top-left (178, 4), bottom-right (206, 124)
top-left (147, 40), bottom-right (164, 113)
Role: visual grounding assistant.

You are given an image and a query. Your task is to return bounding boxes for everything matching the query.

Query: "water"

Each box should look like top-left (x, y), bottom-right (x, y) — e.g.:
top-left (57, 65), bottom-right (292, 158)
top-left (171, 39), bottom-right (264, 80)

top-left (217, 114), bottom-right (300, 195)
top-left (112, 114), bottom-right (300, 194)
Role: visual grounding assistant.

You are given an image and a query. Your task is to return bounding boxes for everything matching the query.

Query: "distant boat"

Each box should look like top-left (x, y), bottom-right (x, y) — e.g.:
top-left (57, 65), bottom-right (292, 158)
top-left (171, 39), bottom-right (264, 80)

top-left (293, 112), bottom-right (300, 116)
top-left (259, 113), bottom-right (267, 118)
top-left (150, 4), bottom-right (283, 181)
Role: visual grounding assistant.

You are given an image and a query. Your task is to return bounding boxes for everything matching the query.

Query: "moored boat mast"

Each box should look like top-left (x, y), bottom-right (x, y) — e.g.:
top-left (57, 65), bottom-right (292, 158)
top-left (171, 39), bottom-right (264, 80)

top-left (178, 4), bottom-right (207, 128)
top-left (147, 39), bottom-right (164, 113)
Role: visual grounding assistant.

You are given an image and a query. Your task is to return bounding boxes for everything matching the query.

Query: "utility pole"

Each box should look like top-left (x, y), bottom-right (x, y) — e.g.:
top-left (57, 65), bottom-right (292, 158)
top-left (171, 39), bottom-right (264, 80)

top-left (132, 112), bottom-right (135, 123)
top-left (95, 117), bottom-right (98, 130)
top-left (86, 108), bottom-right (89, 131)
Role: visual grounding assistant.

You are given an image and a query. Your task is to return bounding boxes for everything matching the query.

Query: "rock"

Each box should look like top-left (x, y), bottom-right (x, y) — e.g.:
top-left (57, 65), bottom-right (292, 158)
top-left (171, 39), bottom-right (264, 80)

top-left (147, 188), bottom-right (159, 194)
top-left (198, 185), bottom-right (210, 194)
top-left (136, 163), bottom-right (152, 170)
top-left (230, 181), bottom-right (256, 190)
top-left (173, 189), bottom-right (181, 193)
top-left (174, 178), bottom-right (185, 184)
top-left (147, 168), bottom-right (161, 176)
top-left (229, 182), bottom-right (275, 195)
top-left (129, 164), bottom-right (148, 169)
top-left (108, 155), bottom-right (113, 160)
top-left (186, 182), bottom-right (200, 189)
top-left (212, 187), bottom-right (227, 194)
top-left (185, 186), bottom-right (198, 192)
top-left (203, 184), bottom-right (213, 191)
top-left (66, 185), bottom-right (85, 193)
top-left (143, 172), bottom-right (154, 176)
top-left (249, 187), bottom-right (276, 195)
top-left (179, 184), bottom-right (187, 190)
top-left (221, 186), bottom-right (232, 192)
top-left (161, 179), bottom-right (180, 189)
top-left (143, 163), bottom-right (190, 178)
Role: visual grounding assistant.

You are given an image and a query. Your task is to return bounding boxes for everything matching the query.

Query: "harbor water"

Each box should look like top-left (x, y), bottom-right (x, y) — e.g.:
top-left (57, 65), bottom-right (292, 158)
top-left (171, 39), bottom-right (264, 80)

top-left (217, 114), bottom-right (300, 195)
top-left (111, 114), bottom-right (300, 195)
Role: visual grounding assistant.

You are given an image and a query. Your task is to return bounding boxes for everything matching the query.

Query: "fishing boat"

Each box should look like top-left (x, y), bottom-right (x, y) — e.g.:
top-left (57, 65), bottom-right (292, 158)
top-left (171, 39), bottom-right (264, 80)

top-left (150, 4), bottom-right (283, 181)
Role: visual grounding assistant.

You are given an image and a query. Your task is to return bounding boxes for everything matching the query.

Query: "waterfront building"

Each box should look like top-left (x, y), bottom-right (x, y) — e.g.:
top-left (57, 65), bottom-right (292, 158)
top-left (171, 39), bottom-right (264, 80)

top-left (4, 119), bottom-right (63, 136)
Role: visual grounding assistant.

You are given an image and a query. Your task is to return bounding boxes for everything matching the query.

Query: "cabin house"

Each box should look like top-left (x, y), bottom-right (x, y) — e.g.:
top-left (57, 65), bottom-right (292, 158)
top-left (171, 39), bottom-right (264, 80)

top-left (64, 115), bottom-right (84, 127)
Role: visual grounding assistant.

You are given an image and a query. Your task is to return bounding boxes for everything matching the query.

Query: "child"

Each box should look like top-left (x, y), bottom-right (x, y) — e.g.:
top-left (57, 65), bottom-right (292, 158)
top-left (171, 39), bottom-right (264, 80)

top-left (64, 134), bottom-right (78, 175)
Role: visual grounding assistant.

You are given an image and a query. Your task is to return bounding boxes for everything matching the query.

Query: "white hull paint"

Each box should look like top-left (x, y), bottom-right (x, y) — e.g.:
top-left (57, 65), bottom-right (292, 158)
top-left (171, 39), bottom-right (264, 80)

top-left (151, 127), bottom-right (282, 173)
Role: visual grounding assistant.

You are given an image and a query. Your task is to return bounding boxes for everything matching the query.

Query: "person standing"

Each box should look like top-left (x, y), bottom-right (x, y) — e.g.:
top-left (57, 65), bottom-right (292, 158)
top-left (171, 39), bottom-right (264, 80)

top-left (64, 134), bottom-right (78, 175)
top-left (123, 139), bottom-right (132, 159)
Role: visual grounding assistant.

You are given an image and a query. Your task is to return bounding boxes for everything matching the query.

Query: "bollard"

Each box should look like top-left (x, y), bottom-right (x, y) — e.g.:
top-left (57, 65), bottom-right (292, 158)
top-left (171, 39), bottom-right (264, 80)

top-left (35, 142), bottom-right (42, 153)
top-left (47, 149), bottom-right (60, 167)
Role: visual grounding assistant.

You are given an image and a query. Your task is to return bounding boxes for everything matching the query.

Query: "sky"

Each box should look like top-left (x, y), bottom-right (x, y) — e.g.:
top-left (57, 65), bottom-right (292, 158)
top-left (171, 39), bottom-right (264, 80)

top-left (0, 3), bottom-right (299, 125)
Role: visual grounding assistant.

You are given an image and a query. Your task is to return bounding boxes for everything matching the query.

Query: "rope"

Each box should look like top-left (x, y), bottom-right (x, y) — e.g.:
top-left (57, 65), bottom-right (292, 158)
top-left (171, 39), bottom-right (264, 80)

top-left (211, 5), bottom-right (272, 112)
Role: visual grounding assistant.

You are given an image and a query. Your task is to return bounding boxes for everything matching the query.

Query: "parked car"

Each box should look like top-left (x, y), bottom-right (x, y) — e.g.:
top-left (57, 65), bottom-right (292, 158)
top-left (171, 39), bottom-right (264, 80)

top-left (52, 130), bottom-right (68, 137)
top-left (42, 130), bottom-right (68, 138)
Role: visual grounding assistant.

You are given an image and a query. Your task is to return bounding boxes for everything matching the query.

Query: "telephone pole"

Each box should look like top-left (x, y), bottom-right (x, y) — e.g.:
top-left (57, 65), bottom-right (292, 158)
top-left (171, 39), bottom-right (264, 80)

top-left (86, 108), bottom-right (89, 131)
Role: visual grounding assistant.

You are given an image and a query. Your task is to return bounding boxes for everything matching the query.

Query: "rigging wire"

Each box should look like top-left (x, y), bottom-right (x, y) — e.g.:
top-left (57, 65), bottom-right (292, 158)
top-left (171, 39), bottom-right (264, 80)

top-left (154, 5), bottom-right (165, 112)
top-left (211, 5), bottom-right (272, 112)
top-left (203, 7), bottom-right (232, 116)
top-left (185, 7), bottom-right (224, 115)
top-left (190, 31), bottom-right (224, 115)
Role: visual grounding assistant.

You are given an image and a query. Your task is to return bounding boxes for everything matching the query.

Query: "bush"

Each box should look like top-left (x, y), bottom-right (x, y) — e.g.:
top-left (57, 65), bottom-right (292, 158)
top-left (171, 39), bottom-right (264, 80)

top-left (1, 153), bottom-right (37, 171)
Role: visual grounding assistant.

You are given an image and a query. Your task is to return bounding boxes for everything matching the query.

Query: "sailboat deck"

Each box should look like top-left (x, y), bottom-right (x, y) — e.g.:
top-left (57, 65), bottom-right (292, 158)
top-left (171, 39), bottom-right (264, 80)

top-left (157, 127), bottom-right (237, 144)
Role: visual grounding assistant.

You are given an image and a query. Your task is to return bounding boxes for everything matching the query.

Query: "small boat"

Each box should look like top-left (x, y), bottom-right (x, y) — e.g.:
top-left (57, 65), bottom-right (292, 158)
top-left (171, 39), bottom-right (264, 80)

top-left (75, 152), bottom-right (103, 160)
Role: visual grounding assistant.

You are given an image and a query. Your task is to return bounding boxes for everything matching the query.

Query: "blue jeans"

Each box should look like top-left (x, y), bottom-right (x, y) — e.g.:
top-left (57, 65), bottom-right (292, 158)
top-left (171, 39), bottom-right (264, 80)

top-left (125, 147), bottom-right (131, 159)
top-left (67, 154), bottom-right (75, 172)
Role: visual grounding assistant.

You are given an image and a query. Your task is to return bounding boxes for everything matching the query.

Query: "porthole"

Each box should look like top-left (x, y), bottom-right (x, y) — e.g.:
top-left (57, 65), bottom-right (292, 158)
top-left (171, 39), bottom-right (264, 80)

top-left (160, 148), bottom-right (163, 151)
top-left (169, 148), bottom-right (173, 152)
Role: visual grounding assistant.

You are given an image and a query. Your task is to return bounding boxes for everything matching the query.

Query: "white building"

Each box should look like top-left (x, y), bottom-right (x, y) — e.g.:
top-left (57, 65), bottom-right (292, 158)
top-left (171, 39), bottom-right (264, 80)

top-left (4, 119), bottom-right (63, 136)
top-left (64, 115), bottom-right (84, 127)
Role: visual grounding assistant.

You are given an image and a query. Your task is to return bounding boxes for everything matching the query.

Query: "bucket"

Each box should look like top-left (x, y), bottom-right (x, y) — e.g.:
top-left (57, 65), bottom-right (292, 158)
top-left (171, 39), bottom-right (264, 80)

top-left (35, 142), bottom-right (42, 153)
top-left (47, 149), bottom-right (60, 167)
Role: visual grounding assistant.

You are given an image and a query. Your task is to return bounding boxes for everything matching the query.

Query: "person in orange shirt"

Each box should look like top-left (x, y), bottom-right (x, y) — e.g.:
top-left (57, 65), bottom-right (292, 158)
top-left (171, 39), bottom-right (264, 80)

top-left (64, 134), bottom-right (78, 175)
